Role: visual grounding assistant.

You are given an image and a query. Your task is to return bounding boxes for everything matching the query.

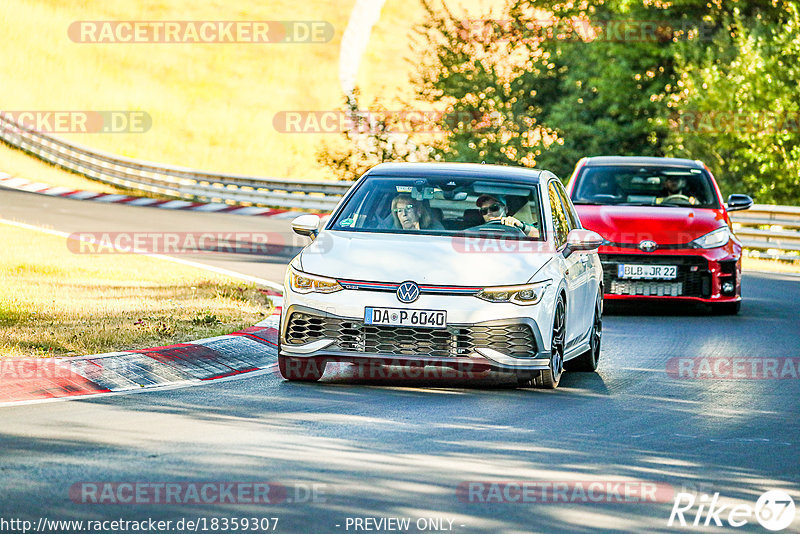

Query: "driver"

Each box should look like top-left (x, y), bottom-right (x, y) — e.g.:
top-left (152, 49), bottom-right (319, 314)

top-left (476, 194), bottom-right (539, 237)
top-left (659, 176), bottom-right (697, 204)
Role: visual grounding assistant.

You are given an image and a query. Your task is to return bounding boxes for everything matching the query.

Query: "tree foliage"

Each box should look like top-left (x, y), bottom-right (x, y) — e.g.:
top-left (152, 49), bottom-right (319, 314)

top-left (320, 0), bottom-right (798, 203)
top-left (412, 0), bottom-right (797, 200)
top-left (316, 92), bottom-right (434, 182)
top-left (666, 5), bottom-right (800, 203)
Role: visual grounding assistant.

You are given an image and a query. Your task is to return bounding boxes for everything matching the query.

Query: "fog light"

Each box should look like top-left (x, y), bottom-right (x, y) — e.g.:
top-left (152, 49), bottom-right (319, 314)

top-left (722, 281), bottom-right (734, 293)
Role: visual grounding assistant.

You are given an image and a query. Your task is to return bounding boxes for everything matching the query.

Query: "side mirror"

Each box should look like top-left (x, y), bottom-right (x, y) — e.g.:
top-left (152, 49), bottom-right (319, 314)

top-left (727, 194), bottom-right (753, 212)
top-left (563, 229), bottom-right (604, 258)
top-left (292, 214), bottom-right (321, 239)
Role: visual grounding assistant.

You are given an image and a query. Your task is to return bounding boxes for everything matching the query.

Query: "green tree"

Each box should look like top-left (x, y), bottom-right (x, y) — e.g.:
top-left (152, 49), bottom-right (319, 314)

top-left (413, 0), bottom-right (793, 184)
top-left (317, 92), bottom-right (434, 181)
top-left (666, 6), bottom-right (800, 203)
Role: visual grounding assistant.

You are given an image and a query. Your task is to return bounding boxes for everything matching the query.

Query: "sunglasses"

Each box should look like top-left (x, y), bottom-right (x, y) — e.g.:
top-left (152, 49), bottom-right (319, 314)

top-left (393, 205), bottom-right (415, 215)
top-left (479, 203), bottom-right (502, 215)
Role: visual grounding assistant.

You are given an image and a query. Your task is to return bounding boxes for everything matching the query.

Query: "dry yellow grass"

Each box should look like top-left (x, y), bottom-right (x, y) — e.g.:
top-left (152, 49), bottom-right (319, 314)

top-left (358, 0), bottom-right (504, 106)
top-left (0, 223), bottom-right (273, 358)
top-left (1, 0), bottom-right (355, 182)
top-left (0, 0), bottom-right (493, 192)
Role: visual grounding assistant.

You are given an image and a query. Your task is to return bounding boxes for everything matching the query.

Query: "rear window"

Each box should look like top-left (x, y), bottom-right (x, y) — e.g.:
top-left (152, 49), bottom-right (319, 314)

top-left (571, 166), bottom-right (720, 208)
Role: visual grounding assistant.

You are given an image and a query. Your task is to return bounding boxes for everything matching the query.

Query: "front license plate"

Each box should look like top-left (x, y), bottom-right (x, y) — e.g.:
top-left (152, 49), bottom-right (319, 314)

top-left (617, 264), bottom-right (678, 280)
top-left (365, 307), bottom-right (447, 329)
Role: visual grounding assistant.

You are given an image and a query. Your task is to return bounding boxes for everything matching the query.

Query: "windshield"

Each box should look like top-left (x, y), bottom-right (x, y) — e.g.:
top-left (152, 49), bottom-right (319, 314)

top-left (328, 175), bottom-right (544, 240)
top-left (571, 166), bottom-right (720, 208)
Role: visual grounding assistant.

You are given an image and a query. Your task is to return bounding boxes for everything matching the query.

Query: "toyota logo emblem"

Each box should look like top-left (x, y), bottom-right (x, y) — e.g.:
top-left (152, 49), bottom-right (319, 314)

top-left (639, 240), bottom-right (658, 252)
top-left (397, 281), bottom-right (420, 303)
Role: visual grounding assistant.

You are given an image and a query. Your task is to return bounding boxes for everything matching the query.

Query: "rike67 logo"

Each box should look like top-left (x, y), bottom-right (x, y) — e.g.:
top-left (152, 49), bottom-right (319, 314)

top-left (668, 490), bottom-right (796, 531)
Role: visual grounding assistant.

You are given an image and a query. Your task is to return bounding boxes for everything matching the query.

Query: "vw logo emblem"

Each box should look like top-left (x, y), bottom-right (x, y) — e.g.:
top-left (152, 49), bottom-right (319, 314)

top-left (397, 281), bottom-right (420, 303)
top-left (639, 240), bottom-right (658, 252)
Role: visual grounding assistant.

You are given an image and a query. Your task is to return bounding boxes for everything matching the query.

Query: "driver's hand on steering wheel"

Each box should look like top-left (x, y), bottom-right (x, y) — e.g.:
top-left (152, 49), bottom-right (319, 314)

top-left (492, 216), bottom-right (539, 237)
top-left (499, 216), bottom-right (522, 228)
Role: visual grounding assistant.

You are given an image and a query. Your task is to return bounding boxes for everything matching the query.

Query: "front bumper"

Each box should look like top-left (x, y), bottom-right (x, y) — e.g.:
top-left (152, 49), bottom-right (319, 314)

top-left (598, 244), bottom-right (742, 303)
top-left (279, 303), bottom-right (551, 372)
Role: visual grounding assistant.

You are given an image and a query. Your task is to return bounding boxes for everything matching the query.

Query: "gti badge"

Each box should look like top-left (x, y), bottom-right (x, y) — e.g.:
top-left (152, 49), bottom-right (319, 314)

top-left (397, 281), bottom-right (420, 303)
top-left (639, 240), bottom-right (658, 252)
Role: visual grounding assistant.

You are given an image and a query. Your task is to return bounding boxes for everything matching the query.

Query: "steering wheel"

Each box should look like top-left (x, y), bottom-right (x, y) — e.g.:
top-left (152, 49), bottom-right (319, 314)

top-left (661, 194), bottom-right (693, 205)
top-left (473, 219), bottom-right (527, 236)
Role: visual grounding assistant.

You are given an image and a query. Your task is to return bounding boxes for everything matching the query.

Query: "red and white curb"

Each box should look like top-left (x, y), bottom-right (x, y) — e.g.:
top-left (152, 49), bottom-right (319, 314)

top-left (0, 216), bottom-right (287, 407)
top-left (0, 174), bottom-right (304, 219)
top-left (0, 307), bottom-right (284, 407)
top-left (0, 208), bottom-right (292, 406)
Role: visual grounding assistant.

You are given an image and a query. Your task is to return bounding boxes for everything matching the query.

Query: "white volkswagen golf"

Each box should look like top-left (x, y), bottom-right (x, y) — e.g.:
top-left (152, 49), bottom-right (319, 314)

top-left (279, 163), bottom-right (604, 388)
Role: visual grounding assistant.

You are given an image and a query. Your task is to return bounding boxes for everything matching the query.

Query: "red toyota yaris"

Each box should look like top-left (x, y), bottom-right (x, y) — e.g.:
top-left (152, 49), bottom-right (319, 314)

top-left (566, 156), bottom-right (753, 314)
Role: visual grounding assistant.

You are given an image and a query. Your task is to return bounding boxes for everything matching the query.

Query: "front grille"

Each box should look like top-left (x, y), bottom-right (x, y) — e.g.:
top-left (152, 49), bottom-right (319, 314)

top-left (610, 280), bottom-right (683, 297)
top-left (286, 312), bottom-right (536, 358)
top-left (600, 254), bottom-right (711, 297)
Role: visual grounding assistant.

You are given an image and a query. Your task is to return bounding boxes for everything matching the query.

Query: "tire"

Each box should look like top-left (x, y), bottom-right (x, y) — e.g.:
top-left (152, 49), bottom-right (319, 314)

top-left (533, 296), bottom-right (565, 389)
top-left (566, 292), bottom-right (602, 372)
top-left (278, 355), bottom-right (326, 382)
top-left (712, 301), bottom-right (741, 315)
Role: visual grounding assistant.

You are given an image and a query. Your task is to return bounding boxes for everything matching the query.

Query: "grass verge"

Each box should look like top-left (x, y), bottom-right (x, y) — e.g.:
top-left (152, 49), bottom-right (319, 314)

top-left (0, 223), bottom-right (273, 358)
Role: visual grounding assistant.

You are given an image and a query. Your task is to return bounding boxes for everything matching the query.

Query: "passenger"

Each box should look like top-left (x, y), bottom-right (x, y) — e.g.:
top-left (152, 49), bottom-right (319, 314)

top-left (476, 194), bottom-right (539, 238)
top-left (391, 194), bottom-right (444, 230)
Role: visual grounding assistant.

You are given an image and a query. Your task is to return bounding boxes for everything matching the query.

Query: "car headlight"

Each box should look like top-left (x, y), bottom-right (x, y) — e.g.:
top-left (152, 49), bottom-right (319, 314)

top-left (475, 280), bottom-right (551, 305)
top-left (287, 266), bottom-right (343, 294)
top-left (691, 227), bottom-right (730, 249)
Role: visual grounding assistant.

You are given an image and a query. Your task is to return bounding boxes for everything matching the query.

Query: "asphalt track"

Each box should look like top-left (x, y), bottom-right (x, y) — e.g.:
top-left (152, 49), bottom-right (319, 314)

top-left (1, 188), bottom-right (799, 533)
top-left (0, 188), bottom-right (301, 283)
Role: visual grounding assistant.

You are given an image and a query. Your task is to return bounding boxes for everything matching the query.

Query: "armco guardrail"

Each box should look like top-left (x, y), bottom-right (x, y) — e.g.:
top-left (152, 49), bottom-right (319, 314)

top-left (1, 114), bottom-right (799, 259)
top-left (731, 205), bottom-right (800, 260)
top-left (0, 114), bottom-right (353, 211)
